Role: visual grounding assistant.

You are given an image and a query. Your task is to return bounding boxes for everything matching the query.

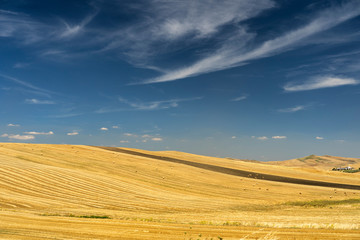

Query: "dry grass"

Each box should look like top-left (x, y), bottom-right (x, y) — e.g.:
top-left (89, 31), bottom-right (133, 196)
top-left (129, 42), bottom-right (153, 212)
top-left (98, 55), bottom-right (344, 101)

top-left (0, 143), bottom-right (360, 239)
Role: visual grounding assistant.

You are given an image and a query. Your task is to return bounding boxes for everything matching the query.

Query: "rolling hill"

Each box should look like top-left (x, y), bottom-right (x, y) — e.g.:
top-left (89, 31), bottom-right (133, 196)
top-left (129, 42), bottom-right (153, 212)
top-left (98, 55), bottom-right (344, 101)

top-left (0, 143), bottom-right (360, 239)
top-left (267, 154), bottom-right (360, 171)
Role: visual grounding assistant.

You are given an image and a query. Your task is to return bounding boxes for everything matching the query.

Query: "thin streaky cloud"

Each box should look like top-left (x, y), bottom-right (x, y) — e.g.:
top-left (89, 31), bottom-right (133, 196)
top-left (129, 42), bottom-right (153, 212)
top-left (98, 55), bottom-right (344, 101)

top-left (25, 99), bottom-right (55, 104)
top-left (96, 96), bottom-right (202, 113)
top-left (231, 95), bottom-right (248, 101)
top-left (100, 127), bottom-right (108, 131)
top-left (284, 76), bottom-right (359, 92)
top-left (58, 11), bottom-right (98, 39)
top-left (24, 131), bottom-right (54, 135)
top-left (0, 73), bottom-right (55, 96)
top-left (278, 105), bottom-right (306, 113)
top-left (140, 1), bottom-right (360, 84)
top-left (99, 0), bottom-right (274, 60)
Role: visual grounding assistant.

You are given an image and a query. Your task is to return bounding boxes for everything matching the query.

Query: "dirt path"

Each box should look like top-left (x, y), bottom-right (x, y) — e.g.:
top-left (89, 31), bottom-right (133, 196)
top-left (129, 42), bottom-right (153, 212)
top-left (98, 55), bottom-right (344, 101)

top-left (95, 146), bottom-right (360, 190)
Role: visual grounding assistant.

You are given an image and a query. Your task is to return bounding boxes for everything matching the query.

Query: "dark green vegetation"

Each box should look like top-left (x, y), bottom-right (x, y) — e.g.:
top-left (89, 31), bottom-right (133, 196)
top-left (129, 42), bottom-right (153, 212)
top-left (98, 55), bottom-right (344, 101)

top-left (285, 198), bottom-right (360, 207)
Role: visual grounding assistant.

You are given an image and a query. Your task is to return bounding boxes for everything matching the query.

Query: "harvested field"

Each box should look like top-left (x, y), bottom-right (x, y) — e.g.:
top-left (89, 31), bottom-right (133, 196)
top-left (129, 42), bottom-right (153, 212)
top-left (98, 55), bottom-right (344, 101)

top-left (1, 143), bottom-right (360, 239)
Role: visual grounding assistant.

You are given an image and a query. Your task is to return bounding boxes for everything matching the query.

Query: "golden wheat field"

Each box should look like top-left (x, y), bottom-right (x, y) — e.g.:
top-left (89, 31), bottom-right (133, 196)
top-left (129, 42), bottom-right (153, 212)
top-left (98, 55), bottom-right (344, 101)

top-left (0, 143), bottom-right (360, 239)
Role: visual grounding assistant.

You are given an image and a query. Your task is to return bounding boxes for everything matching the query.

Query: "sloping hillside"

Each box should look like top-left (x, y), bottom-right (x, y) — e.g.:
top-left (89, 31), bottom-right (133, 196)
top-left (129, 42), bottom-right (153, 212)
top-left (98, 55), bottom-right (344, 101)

top-left (1, 143), bottom-right (360, 239)
top-left (267, 155), bottom-right (360, 171)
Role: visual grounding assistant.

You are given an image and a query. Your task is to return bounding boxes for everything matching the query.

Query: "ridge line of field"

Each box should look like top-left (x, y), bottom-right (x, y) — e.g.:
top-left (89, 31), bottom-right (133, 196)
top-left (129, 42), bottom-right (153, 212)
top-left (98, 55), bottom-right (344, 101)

top-left (95, 146), bottom-right (360, 190)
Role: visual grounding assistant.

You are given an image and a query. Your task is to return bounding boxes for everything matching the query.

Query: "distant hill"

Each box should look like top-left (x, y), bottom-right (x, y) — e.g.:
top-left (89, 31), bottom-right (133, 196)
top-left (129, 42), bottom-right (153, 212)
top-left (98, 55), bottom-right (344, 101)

top-left (266, 155), bottom-right (360, 171)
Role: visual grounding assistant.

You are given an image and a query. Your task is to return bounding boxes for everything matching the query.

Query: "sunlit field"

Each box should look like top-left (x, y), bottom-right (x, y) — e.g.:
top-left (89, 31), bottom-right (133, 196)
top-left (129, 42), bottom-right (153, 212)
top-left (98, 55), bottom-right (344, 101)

top-left (1, 143), bottom-right (359, 239)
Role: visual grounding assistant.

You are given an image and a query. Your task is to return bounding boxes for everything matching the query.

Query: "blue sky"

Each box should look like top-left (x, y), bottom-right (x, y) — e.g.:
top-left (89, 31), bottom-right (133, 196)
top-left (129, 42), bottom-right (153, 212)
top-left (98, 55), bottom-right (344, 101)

top-left (1, 0), bottom-right (360, 161)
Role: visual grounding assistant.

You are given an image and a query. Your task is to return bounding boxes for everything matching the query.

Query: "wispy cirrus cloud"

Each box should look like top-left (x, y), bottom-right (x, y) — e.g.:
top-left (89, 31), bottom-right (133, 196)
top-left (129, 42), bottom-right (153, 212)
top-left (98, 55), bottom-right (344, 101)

top-left (278, 105), bottom-right (306, 113)
top-left (139, 1), bottom-right (360, 84)
top-left (96, 96), bottom-right (202, 113)
top-left (58, 11), bottom-right (98, 39)
top-left (284, 76), bottom-right (359, 92)
top-left (100, 0), bottom-right (274, 61)
top-left (25, 99), bottom-right (55, 104)
top-left (231, 95), bottom-right (248, 102)
top-left (0, 9), bottom-right (43, 42)
top-left (0, 74), bottom-right (55, 98)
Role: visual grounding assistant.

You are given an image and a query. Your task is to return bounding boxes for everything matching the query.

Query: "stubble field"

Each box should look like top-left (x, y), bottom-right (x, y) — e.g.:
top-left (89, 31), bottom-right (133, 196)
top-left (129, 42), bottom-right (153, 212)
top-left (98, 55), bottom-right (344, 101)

top-left (0, 143), bottom-right (359, 239)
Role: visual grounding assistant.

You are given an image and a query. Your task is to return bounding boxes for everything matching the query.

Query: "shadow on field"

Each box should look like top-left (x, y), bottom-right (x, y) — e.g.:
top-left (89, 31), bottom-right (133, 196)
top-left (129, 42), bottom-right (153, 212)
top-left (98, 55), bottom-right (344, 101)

top-left (95, 146), bottom-right (360, 190)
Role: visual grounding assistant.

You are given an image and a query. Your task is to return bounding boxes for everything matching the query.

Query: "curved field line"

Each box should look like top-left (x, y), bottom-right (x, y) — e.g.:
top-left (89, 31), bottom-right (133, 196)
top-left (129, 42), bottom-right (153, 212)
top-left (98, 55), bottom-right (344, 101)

top-left (95, 147), bottom-right (360, 190)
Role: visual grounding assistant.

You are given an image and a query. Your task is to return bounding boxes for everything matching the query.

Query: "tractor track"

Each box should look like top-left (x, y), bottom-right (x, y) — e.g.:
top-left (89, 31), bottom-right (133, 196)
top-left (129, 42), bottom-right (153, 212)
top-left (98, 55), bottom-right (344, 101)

top-left (96, 146), bottom-right (360, 190)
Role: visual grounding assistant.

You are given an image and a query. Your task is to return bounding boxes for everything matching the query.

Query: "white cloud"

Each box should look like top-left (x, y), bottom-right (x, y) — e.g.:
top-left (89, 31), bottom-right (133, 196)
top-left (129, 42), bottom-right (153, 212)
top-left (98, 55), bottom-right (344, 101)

top-left (119, 96), bottom-right (202, 111)
top-left (25, 99), bottom-right (55, 104)
top-left (67, 132), bottom-right (79, 136)
top-left (100, 127), bottom-right (108, 131)
top-left (257, 136), bottom-right (268, 140)
top-left (0, 74), bottom-right (54, 97)
top-left (13, 62), bottom-right (29, 68)
top-left (119, 140), bottom-right (129, 143)
top-left (284, 76), bottom-right (359, 92)
top-left (316, 136), bottom-right (324, 140)
top-left (7, 123), bottom-right (20, 127)
top-left (58, 11), bottom-right (98, 39)
top-left (124, 133), bottom-right (136, 137)
top-left (278, 105), bottom-right (306, 113)
top-left (112, 126), bottom-right (119, 129)
top-left (231, 136), bottom-right (237, 139)
top-left (231, 95), bottom-right (248, 101)
top-left (140, 1), bottom-right (360, 84)
top-left (24, 131), bottom-right (54, 135)
top-left (272, 136), bottom-right (287, 139)
top-left (151, 137), bottom-right (163, 141)
top-left (1, 133), bottom-right (35, 140)
top-left (142, 134), bottom-right (151, 138)
top-left (96, 96), bottom-right (202, 113)
top-left (100, 0), bottom-right (274, 61)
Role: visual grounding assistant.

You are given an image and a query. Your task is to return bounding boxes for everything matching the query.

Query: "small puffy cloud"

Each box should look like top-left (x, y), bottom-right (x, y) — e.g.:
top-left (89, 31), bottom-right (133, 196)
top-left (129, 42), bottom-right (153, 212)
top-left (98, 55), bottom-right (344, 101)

top-left (315, 136), bottom-right (324, 140)
top-left (112, 126), bottom-right (119, 129)
top-left (272, 136), bottom-right (287, 139)
top-left (24, 131), bottom-right (54, 135)
top-left (100, 127), bottom-right (108, 131)
top-left (278, 105), bottom-right (306, 113)
top-left (151, 137), bottom-right (163, 141)
top-left (142, 134), bottom-right (151, 138)
top-left (25, 99), bottom-right (55, 104)
top-left (7, 123), bottom-right (20, 127)
top-left (231, 136), bottom-right (236, 139)
top-left (257, 136), bottom-right (268, 140)
top-left (67, 131), bottom-right (79, 136)
top-left (1, 133), bottom-right (35, 140)
top-left (119, 140), bottom-right (129, 143)
top-left (284, 76), bottom-right (359, 92)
